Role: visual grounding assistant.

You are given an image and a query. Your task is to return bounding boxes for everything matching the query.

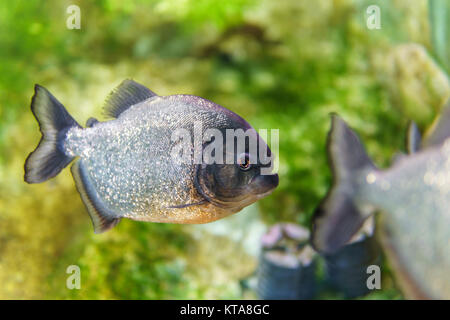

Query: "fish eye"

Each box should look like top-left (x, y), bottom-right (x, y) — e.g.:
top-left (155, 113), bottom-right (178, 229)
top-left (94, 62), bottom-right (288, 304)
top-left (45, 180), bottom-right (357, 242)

top-left (238, 153), bottom-right (252, 171)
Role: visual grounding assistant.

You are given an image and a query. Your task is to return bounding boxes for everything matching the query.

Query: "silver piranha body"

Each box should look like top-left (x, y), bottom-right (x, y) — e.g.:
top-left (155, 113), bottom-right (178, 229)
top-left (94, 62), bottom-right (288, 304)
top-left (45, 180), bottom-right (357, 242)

top-left (24, 80), bottom-right (278, 233)
top-left (311, 111), bottom-right (450, 299)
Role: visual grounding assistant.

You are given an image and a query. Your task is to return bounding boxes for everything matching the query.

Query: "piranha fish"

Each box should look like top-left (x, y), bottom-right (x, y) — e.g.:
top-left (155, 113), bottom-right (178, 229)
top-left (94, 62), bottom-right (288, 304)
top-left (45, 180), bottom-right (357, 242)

top-left (310, 109), bottom-right (450, 299)
top-left (24, 80), bottom-right (278, 233)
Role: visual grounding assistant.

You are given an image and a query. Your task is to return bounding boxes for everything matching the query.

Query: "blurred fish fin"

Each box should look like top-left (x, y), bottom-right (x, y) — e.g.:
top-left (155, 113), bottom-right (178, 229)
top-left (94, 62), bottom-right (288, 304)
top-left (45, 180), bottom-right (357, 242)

top-left (311, 114), bottom-right (376, 254)
top-left (103, 79), bottom-right (157, 118)
top-left (406, 121), bottom-right (421, 154)
top-left (422, 99), bottom-right (450, 149)
top-left (311, 191), bottom-right (371, 255)
top-left (85, 117), bottom-right (99, 127)
top-left (326, 114), bottom-right (376, 174)
top-left (71, 160), bottom-right (121, 233)
top-left (24, 85), bottom-right (80, 183)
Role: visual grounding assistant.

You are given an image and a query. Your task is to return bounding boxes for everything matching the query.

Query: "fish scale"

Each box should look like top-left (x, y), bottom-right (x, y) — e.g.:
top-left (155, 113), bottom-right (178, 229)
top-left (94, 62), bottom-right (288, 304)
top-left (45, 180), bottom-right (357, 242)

top-left (365, 145), bottom-right (450, 294)
top-left (66, 96), bottom-right (237, 220)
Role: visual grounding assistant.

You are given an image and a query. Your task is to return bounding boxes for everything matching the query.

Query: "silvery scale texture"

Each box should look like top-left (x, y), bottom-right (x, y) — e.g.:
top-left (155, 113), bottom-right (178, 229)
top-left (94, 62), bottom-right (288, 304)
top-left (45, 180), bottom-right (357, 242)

top-left (64, 95), bottom-right (249, 224)
top-left (357, 139), bottom-right (450, 298)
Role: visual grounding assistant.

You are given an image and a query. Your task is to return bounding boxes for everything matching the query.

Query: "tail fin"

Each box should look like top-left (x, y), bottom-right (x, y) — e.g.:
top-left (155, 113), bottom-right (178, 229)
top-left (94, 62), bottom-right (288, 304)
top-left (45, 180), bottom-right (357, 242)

top-left (24, 85), bottom-right (80, 183)
top-left (310, 114), bottom-right (376, 254)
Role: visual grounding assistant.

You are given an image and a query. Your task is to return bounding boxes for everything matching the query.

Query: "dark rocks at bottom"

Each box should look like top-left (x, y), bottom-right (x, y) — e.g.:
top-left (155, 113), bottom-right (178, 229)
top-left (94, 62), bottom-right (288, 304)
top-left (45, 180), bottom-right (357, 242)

top-left (257, 223), bottom-right (317, 300)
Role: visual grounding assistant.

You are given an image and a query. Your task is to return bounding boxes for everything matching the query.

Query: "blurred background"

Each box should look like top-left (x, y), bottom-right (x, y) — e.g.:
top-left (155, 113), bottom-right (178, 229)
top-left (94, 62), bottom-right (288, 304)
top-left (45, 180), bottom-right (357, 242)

top-left (0, 0), bottom-right (448, 299)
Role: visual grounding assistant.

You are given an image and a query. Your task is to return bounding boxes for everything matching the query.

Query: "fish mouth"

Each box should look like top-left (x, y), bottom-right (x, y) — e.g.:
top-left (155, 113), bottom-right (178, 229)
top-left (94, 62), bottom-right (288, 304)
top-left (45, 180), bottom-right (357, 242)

top-left (250, 173), bottom-right (279, 196)
top-left (194, 164), bottom-right (279, 211)
top-left (216, 173), bottom-right (278, 208)
top-left (194, 175), bottom-right (278, 211)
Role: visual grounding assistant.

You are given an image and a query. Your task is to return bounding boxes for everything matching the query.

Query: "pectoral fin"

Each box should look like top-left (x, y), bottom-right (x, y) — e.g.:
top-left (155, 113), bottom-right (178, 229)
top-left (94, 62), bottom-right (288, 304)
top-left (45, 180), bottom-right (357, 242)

top-left (168, 200), bottom-right (206, 209)
top-left (71, 160), bottom-right (121, 233)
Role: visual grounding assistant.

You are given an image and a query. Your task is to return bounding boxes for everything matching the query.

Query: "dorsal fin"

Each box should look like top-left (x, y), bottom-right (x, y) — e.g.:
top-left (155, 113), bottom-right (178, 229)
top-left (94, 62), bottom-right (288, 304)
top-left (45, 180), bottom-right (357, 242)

top-left (103, 79), bottom-right (157, 118)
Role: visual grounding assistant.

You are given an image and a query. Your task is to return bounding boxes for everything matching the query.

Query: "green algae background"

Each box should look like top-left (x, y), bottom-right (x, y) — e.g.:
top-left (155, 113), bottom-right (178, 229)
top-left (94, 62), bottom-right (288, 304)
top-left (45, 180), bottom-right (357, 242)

top-left (0, 0), bottom-right (448, 299)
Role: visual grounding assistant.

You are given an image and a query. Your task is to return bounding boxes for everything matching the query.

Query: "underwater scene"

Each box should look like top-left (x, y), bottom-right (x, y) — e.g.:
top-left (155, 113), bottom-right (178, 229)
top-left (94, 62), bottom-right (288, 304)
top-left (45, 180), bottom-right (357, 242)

top-left (0, 0), bottom-right (449, 300)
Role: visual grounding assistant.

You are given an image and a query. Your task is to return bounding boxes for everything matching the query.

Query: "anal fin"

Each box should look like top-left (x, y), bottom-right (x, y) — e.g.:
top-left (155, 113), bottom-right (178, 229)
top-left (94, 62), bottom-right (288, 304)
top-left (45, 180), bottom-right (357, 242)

top-left (71, 160), bottom-right (121, 233)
